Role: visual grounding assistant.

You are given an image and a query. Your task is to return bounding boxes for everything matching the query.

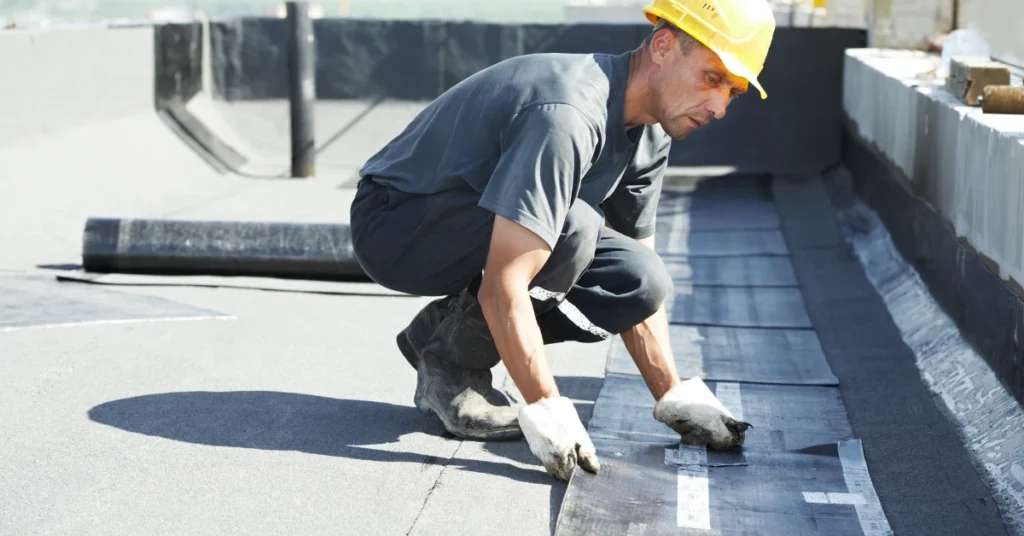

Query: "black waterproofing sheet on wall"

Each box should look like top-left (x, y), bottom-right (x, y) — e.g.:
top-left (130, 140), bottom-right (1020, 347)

top-left (0, 274), bottom-right (228, 332)
top-left (206, 22), bottom-right (866, 174)
top-left (841, 126), bottom-right (1024, 404)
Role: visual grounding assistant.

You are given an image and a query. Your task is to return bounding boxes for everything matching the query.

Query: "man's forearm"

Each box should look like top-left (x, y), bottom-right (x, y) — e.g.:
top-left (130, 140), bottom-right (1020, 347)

top-left (621, 233), bottom-right (680, 401)
top-left (620, 303), bottom-right (679, 401)
top-left (478, 280), bottom-right (560, 404)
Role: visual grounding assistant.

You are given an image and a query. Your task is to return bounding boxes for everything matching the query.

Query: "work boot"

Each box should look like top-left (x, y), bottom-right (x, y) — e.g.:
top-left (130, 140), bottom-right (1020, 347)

top-left (414, 289), bottom-right (523, 440)
top-left (396, 295), bottom-right (455, 370)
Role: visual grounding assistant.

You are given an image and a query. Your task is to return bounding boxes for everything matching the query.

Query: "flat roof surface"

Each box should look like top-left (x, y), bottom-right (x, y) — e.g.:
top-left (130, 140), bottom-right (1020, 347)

top-left (0, 101), bottom-right (1016, 535)
top-left (0, 104), bottom-right (605, 535)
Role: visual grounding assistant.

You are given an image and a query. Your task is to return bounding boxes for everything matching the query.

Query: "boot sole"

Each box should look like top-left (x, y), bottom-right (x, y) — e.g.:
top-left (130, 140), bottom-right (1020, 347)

top-left (415, 396), bottom-right (523, 441)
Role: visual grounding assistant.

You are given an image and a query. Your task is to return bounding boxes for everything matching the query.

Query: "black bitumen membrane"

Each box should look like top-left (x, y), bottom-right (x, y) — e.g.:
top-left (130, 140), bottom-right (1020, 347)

top-left (661, 256), bottom-right (798, 287)
top-left (1, 273), bottom-right (229, 332)
top-left (661, 230), bottom-right (791, 257)
top-left (555, 173), bottom-right (1013, 536)
top-left (606, 325), bottom-right (838, 386)
top-left (841, 126), bottom-right (1024, 405)
top-left (668, 285), bottom-right (814, 329)
top-left (559, 375), bottom-right (867, 535)
top-left (774, 175), bottom-right (1011, 536)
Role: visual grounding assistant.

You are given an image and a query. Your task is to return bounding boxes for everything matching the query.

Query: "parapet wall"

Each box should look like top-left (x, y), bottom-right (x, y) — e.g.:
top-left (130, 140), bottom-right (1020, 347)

top-left (0, 19), bottom-right (865, 176)
top-left (841, 48), bottom-right (1024, 403)
top-left (209, 18), bottom-right (865, 175)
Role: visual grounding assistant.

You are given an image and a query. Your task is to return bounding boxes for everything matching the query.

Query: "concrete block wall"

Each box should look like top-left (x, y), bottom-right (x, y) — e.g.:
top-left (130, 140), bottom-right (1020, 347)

top-left (867, 0), bottom-right (952, 49)
top-left (862, 0), bottom-right (1022, 70)
top-left (0, 26), bottom-right (156, 148)
top-left (825, 0), bottom-right (869, 28)
top-left (844, 49), bottom-right (1024, 287)
top-left (564, 5), bottom-right (649, 23)
top-left (841, 48), bottom-right (1024, 402)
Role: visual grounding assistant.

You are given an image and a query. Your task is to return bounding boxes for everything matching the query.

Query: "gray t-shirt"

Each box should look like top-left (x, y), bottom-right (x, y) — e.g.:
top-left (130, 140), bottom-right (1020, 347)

top-left (359, 51), bottom-right (671, 250)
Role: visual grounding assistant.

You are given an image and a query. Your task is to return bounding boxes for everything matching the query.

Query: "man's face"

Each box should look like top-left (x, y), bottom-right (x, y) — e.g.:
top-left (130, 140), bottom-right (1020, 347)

top-left (647, 31), bottom-right (749, 140)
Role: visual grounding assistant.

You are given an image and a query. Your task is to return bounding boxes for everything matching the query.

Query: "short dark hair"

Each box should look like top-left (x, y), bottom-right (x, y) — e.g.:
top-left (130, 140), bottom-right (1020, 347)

top-left (642, 19), bottom-right (701, 55)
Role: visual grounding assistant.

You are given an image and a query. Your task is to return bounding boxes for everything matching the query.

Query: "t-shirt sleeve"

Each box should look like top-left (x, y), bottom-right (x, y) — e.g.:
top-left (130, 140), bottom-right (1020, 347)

top-left (478, 103), bottom-right (601, 250)
top-left (602, 126), bottom-right (671, 240)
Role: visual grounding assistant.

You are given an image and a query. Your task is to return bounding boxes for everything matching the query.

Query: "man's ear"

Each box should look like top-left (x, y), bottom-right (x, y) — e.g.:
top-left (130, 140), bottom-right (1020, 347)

top-left (648, 29), bottom-right (674, 66)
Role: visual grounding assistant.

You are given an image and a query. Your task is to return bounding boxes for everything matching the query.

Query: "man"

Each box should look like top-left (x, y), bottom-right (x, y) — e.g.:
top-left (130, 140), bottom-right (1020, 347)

top-left (350, 0), bottom-right (776, 481)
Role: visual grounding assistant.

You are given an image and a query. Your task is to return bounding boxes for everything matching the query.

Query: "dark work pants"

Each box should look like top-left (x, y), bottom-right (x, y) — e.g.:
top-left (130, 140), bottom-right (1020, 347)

top-left (350, 178), bottom-right (673, 344)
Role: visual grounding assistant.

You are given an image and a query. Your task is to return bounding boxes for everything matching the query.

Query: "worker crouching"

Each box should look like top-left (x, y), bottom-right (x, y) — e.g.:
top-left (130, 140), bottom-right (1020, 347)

top-left (350, 0), bottom-right (775, 481)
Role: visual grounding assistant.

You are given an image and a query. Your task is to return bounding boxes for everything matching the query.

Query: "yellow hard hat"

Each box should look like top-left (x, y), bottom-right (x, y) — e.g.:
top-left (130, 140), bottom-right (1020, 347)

top-left (643, 0), bottom-right (776, 99)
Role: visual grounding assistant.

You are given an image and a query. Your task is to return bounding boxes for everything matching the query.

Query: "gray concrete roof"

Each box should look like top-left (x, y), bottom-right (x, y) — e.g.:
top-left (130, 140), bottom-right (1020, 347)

top-left (1, 98), bottom-right (1018, 536)
top-left (0, 103), bottom-right (607, 535)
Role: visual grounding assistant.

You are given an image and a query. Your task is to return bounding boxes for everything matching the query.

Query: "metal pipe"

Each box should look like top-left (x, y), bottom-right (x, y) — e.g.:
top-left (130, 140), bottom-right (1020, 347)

top-left (286, 1), bottom-right (316, 178)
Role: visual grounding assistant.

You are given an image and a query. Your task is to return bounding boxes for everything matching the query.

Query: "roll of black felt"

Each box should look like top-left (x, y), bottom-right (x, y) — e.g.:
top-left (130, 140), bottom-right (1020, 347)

top-left (82, 218), bottom-right (367, 280)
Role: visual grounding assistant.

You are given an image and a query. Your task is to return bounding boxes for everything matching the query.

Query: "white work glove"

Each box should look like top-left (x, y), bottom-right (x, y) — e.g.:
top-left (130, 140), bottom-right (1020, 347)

top-left (653, 377), bottom-right (752, 450)
top-left (519, 397), bottom-right (601, 481)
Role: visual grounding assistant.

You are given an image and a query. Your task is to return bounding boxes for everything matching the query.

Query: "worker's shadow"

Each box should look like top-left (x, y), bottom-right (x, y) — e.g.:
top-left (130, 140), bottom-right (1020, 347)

top-left (88, 390), bottom-right (550, 481)
top-left (87, 377), bottom-right (600, 520)
top-left (89, 376), bottom-right (601, 533)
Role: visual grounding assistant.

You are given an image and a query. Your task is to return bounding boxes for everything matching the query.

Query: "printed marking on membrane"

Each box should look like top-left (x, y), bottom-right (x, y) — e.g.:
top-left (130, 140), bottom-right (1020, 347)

top-left (668, 382), bottom-right (742, 530)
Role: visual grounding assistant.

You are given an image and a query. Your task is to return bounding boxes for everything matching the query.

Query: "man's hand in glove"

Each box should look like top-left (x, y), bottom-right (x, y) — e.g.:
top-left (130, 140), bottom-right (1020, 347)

top-left (519, 397), bottom-right (601, 481)
top-left (653, 377), bottom-right (752, 450)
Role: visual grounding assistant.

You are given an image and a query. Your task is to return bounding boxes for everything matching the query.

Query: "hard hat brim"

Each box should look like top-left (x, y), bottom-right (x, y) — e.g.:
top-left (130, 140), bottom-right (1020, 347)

top-left (714, 48), bottom-right (768, 100)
